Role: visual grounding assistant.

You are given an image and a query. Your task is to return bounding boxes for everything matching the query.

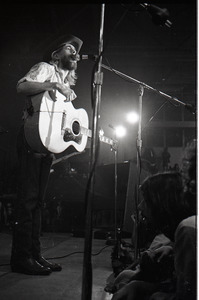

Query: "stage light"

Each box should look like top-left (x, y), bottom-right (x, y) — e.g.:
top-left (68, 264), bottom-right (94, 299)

top-left (126, 111), bottom-right (139, 124)
top-left (115, 125), bottom-right (126, 138)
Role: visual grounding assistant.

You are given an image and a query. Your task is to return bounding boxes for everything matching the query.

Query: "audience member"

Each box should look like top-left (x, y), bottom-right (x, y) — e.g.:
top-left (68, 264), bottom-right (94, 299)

top-left (110, 140), bottom-right (196, 300)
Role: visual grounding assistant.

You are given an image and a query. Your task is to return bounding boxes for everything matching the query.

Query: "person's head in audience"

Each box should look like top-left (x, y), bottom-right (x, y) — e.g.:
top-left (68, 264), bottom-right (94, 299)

top-left (139, 140), bottom-right (196, 241)
top-left (140, 172), bottom-right (187, 240)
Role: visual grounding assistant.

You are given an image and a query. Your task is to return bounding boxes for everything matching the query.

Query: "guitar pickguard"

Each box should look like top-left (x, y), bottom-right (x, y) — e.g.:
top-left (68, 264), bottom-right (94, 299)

top-left (63, 130), bottom-right (83, 145)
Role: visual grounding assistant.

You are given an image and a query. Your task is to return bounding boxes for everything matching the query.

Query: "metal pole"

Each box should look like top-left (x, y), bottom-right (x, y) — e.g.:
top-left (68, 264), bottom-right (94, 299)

top-left (81, 4), bottom-right (105, 300)
top-left (114, 142), bottom-right (118, 241)
top-left (134, 85), bottom-right (144, 259)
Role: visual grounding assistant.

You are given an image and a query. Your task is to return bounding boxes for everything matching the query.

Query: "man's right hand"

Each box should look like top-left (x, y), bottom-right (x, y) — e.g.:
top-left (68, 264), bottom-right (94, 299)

top-left (53, 82), bottom-right (76, 101)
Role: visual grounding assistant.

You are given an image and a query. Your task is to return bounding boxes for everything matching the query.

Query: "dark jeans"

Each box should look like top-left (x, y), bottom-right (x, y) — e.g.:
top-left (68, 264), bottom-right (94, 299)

top-left (11, 127), bottom-right (53, 262)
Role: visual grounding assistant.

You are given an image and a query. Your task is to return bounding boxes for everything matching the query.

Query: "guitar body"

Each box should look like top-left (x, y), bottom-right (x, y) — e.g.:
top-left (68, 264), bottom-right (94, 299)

top-left (24, 91), bottom-right (89, 154)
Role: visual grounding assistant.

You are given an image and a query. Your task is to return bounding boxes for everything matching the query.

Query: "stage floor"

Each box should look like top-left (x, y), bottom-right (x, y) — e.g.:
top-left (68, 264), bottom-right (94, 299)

top-left (0, 231), bottom-right (113, 300)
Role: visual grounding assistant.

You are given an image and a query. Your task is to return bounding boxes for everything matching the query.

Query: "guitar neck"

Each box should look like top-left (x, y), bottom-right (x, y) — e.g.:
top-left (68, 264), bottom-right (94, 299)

top-left (81, 127), bottom-right (92, 138)
top-left (81, 127), bottom-right (116, 146)
top-left (80, 126), bottom-right (117, 148)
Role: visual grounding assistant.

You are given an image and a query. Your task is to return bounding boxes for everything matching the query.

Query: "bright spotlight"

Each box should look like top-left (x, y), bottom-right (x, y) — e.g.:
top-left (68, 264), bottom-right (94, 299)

top-left (127, 111), bottom-right (139, 123)
top-left (115, 125), bottom-right (126, 138)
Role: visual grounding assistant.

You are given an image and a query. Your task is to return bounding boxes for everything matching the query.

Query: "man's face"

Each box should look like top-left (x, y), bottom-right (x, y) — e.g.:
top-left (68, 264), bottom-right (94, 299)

top-left (55, 44), bottom-right (79, 70)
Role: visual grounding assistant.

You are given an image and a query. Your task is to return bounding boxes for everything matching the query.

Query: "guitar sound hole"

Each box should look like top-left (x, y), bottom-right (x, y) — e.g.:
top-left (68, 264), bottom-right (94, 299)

top-left (72, 121), bottom-right (80, 135)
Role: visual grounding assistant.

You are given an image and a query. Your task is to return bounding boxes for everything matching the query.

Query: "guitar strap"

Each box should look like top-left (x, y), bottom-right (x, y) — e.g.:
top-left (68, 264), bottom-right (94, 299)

top-left (22, 96), bottom-right (34, 121)
top-left (26, 96), bottom-right (34, 116)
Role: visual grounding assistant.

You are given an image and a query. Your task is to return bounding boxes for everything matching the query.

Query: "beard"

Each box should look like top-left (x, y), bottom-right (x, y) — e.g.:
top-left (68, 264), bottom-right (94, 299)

top-left (60, 55), bottom-right (77, 71)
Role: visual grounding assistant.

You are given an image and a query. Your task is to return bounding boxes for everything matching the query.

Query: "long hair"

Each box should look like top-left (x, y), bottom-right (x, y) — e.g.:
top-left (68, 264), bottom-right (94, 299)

top-left (66, 70), bottom-right (77, 86)
top-left (140, 172), bottom-right (189, 240)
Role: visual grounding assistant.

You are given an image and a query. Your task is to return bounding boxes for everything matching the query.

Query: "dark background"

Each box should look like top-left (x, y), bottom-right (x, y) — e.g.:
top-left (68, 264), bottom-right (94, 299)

top-left (0, 2), bottom-right (196, 231)
top-left (0, 2), bottom-right (196, 150)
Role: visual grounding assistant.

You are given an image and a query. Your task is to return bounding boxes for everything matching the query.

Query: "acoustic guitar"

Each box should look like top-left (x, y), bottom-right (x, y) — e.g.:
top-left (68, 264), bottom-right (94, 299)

top-left (24, 90), bottom-right (116, 154)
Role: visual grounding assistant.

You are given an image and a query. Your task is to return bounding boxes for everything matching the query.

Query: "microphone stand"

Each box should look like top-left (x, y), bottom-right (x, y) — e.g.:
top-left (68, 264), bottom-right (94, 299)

top-left (108, 125), bottom-right (118, 243)
top-left (133, 84), bottom-right (144, 259)
top-left (98, 62), bottom-right (195, 259)
top-left (111, 135), bottom-right (123, 274)
top-left (81, 4), bottom-right (105, 300)
top-left (113, 138), bottom-right (118, 243)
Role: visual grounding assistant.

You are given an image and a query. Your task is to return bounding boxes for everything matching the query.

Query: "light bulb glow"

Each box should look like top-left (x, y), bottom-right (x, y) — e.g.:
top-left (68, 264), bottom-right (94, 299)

top-left (127, 111), bottom-right (139, 123)
top-left (115, 125), bottom-right (126, 138)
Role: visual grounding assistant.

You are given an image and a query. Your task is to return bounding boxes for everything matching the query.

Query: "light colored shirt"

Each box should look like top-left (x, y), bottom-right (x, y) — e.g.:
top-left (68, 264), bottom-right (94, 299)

top-left (17, 62), bottom-right (77, 119)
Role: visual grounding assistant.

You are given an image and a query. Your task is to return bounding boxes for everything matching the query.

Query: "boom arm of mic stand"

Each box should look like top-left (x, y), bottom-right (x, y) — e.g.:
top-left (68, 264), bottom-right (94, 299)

top-left (100, 63), bottom-right (196, 113)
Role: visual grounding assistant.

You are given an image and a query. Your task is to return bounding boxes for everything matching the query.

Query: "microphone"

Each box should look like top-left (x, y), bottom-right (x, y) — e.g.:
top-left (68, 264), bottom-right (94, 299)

top-left (79, 54), bottom-right (98, 61)
top-left (140, 3), bottom-right (172, 27)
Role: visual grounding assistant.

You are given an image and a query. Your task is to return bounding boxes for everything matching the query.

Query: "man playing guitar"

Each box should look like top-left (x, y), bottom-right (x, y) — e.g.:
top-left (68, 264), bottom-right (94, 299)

top-left (10, 34), bottom-right (83, 275)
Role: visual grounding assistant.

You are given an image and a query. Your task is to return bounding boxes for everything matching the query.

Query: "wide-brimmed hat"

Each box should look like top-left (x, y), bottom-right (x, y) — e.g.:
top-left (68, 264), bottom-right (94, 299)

top-left (43, 34), bottom-right (83, 62)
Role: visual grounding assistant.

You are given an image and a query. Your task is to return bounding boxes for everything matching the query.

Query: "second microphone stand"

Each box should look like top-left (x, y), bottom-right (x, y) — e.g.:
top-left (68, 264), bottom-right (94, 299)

top-left (99, 62), bottom-right (195, 260)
